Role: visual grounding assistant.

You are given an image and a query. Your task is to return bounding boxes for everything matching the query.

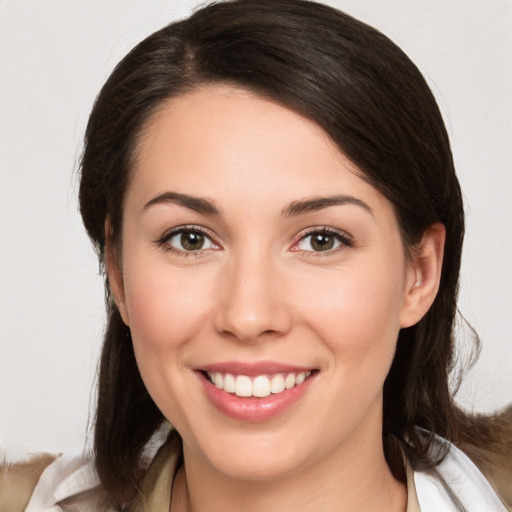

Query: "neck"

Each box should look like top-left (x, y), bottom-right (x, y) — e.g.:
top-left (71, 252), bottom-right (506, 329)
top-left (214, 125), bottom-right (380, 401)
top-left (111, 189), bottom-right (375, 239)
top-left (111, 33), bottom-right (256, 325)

top-left (171, 423), bottom-right (407, 512)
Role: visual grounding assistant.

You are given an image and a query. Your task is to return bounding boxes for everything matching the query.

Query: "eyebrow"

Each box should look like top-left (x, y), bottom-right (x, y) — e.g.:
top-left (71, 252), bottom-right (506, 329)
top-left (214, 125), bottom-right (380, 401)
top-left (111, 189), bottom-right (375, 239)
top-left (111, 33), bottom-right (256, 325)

top-left (281, 195), bottom-right (373, 217)
top-left (144, 191), bottom-right (221, 216)
top-left (143, 191), bottom-right (372, 218)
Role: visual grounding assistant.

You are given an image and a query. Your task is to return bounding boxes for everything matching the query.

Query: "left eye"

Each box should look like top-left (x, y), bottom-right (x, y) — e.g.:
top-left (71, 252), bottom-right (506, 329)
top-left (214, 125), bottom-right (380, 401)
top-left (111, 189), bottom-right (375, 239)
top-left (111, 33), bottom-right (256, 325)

top-left (296, 231), bottom-right (347, 252)
top-left (166, 229), bottom-right (216, 252)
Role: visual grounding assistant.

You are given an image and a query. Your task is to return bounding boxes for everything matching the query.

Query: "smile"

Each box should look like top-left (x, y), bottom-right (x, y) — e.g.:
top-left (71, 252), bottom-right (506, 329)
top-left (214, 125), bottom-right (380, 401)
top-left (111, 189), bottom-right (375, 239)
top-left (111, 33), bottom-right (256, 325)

top-left (197, 363), bottom-right (318, 422)
top-left (206, 371), bottom-right (313, 398)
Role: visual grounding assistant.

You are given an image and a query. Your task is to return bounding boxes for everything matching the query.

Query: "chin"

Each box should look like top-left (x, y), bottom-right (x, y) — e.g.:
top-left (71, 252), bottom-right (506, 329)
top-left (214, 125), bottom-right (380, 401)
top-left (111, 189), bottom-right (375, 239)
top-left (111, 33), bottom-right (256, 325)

top-left (213, 451), bottom-right (304, 481)
top-left (192, 427), bottom-right (317, 481)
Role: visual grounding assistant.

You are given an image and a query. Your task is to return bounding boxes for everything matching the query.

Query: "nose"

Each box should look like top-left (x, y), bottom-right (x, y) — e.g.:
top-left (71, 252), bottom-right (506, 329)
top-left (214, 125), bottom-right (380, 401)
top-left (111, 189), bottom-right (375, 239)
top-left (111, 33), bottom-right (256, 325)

top-left (214, 252), bottom-right (292, 343)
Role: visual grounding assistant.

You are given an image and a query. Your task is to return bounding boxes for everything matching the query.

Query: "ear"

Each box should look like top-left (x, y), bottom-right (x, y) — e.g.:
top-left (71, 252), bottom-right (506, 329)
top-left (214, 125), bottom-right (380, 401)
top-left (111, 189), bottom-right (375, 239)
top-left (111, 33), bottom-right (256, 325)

top-left (400, 222), bottom-right (446, 328)
top-left (104, 219), bottom-right (130, 326)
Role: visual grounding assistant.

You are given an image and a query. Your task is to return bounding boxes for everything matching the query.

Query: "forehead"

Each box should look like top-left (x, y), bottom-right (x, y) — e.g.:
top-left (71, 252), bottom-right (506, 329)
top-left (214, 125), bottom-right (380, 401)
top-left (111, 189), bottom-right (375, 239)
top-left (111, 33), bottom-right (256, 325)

top-left (128, 84), bottom-right (396, 225)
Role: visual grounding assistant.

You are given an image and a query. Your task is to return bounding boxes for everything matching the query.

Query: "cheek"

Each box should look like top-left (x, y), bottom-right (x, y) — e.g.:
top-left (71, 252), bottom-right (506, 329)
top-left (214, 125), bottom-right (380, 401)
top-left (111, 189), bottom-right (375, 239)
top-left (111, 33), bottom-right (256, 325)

top-left (300, 265), bottom-right (405, 350)
top-left (123, 258), bottom-right (212, 347)
top-left (120, 255), bottom-right (217, 424)
top-left (294, 257), bottom-right (407, 409)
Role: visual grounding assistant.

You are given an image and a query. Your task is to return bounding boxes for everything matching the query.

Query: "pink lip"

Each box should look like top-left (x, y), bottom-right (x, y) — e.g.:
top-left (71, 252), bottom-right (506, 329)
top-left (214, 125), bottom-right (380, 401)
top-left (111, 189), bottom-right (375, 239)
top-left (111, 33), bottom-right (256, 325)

top-left (198, 360), bottom-right (313, 376)
top-left (196, 364), bottom-right (317, 423)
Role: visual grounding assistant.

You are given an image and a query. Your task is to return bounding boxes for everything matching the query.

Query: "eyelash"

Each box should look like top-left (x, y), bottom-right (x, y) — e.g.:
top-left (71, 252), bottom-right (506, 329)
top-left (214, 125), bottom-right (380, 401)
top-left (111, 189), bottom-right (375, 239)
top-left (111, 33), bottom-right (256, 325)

top-left (155, 225), bottom-right (220, 257)
top-left (291, 226), bottom-right (354, 256)
top-left (155, 225), bottom-right (354, 257)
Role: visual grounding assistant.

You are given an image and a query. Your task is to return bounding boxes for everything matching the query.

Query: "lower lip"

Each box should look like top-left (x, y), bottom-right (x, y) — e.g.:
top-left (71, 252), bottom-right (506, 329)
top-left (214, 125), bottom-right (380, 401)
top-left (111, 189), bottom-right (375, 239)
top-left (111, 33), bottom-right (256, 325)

top-left (198, 372), bottom-right (316, 422)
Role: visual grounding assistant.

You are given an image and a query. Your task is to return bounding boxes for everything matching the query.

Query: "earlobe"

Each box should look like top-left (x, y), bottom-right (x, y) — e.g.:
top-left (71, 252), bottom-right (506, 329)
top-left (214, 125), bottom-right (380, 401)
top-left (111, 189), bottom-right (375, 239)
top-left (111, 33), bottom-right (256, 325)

top-left (104, 219), bottom-right (130, 326)
top-left (400, 223), bottom-right (445, 328)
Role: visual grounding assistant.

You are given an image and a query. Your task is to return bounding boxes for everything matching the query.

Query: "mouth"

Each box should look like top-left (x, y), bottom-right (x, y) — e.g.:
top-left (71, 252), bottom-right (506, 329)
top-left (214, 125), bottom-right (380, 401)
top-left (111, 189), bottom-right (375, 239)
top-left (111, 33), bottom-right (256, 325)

top-left (203, 370), bottom-right (313, 398)
top-left (196, 363), bottom-right (318, 422)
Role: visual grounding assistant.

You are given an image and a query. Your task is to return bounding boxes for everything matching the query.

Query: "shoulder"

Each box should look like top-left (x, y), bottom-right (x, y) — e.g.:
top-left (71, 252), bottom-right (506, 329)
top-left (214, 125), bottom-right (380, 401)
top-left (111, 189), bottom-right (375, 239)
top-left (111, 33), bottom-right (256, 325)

top-left (0, 428), bottom-right (178, 512)
top-left (1, 452), bottom-right (56, 512)
top-left (1, 450), bottom-right (112, 512)
top-left (413, 440), bottom-right (509, 512)
top-left (459, 405), bottom-right (512, 509)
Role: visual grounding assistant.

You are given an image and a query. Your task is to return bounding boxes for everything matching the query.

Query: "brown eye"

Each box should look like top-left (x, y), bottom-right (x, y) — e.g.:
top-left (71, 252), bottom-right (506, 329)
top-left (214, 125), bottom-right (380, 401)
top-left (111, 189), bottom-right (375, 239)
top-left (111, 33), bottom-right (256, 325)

top-left (310, 233), bottom-right (335, 251)
top-left (163, 228), bottom-right (217, 252)
top-left (296, 229), bottom-right (351, 253)
top-left (181, 230), bottom-right (205, 251)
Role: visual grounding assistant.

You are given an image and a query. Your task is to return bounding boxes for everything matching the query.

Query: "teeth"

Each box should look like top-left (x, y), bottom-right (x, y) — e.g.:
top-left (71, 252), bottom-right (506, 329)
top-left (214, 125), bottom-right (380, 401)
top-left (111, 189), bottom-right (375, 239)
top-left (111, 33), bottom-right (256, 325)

top-left (223, 373), bottom-right (235, 393)
top-left (213, 372), bottom-right (223, 389)
top-left (285, 373), bottom-right (296, 389)
top-left (206, 370), bottom-right (312, 397)
top-left (253, 375), bottom-right (271, 397)
top-left (235, 375), bottom-right (252, 397)
top-left (270, 374), bottom-right (285, 393)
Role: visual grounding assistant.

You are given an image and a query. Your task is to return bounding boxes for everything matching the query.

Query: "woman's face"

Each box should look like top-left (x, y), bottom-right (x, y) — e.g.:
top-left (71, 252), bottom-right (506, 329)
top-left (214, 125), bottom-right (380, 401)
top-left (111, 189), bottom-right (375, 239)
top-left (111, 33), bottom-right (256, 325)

top-left (111, 85), bottom-right (420, 480)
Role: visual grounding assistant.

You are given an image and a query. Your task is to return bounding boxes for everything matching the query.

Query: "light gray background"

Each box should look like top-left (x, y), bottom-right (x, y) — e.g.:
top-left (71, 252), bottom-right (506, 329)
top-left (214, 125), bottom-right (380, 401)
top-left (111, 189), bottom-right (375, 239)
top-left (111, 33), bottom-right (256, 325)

top-left (1, 0), bottom-right (511, 454)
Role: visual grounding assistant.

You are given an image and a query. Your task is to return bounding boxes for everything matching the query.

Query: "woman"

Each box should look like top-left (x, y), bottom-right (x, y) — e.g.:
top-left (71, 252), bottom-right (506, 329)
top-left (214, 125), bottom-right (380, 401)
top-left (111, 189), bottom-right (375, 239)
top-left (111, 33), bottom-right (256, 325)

top-left (2, 0), bottom-right (510, 510)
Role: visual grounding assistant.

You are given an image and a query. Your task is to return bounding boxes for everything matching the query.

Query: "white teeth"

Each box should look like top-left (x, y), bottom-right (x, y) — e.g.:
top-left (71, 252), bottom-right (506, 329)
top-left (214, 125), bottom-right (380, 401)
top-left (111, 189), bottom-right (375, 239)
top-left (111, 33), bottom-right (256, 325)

top-left (285, 373), bottom-right (296, 389)
top-left (270, 374), bottom-right (285, 393)
top-left (235, 375), bottom-right (252, 397)
top-left (223, 373), bottom-right (235, 393)
top-left (253, 375), bottom-right (271, 397)
top-left (213, 372), bottom-right (223, 389)
top-left (206, 370), bottom-right (312, 397)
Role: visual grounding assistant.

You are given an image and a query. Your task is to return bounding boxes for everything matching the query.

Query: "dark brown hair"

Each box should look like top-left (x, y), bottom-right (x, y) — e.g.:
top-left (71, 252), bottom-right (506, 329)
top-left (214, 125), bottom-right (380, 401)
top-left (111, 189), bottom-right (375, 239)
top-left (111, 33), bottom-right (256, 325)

top-left (78, 0), bottom-right (500, 507)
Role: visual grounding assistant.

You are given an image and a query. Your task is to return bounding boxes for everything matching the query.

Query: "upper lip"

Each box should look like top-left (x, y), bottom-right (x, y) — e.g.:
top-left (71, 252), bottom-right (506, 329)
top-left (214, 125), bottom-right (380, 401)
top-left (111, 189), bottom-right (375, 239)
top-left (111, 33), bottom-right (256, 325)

top-left (197, 361), bottom-right (315, 376)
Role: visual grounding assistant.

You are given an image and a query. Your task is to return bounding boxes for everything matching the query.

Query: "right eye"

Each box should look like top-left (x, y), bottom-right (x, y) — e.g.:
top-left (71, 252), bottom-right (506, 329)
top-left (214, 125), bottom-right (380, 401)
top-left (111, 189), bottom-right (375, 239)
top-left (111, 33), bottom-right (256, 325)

top-left (158, 227), bottom-right (220, 254)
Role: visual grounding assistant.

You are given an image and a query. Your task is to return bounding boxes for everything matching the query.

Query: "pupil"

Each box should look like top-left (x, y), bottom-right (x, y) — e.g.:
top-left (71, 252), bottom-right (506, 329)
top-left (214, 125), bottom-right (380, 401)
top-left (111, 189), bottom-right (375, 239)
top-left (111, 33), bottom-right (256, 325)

top-left (181, 231), bottom-right (204, 251)
top-left (312, 233), bottom-right (334, 251)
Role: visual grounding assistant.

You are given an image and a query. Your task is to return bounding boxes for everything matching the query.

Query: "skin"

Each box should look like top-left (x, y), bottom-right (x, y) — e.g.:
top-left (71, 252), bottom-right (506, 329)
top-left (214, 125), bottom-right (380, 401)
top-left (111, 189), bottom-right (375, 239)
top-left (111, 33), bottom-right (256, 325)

top-left (107, 85), bottom-right (445, 512)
